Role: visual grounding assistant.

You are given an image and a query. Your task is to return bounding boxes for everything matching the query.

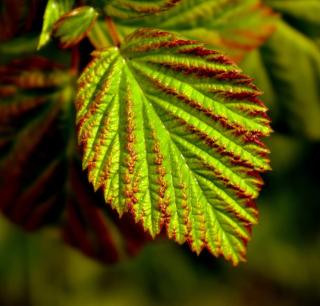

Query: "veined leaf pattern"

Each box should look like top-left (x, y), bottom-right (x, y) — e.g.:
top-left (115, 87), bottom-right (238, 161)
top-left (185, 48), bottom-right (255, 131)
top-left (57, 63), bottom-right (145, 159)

top-left (76, 29), bottom-right (271, 265)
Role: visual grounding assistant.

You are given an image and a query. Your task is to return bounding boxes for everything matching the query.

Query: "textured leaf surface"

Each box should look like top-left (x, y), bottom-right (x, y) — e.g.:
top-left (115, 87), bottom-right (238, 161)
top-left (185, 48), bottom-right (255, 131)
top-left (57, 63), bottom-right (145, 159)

top-left (0, 57), bottom-right (148, 263)
top-left (38, 0), bottom-right (74, 49)
top-left (53, 6), bottom-right (98, 48)
top-left (114, 0), bottom-right (277, 62)
top-left (76, 29), bottom-right (271, 264)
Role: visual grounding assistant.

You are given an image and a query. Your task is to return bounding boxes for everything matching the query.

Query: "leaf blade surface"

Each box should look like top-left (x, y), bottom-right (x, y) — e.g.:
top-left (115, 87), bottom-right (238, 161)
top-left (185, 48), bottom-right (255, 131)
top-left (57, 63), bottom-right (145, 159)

top-left (38, 0), bottom-right (74, 49)
top-left (76, 29), bottom-right (271, 264)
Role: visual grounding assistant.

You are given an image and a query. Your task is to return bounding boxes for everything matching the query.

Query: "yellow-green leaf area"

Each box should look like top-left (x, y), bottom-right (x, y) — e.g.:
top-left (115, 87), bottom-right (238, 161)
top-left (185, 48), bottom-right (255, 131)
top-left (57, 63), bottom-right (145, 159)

top-left (76, 29), bottom-right (271, 265)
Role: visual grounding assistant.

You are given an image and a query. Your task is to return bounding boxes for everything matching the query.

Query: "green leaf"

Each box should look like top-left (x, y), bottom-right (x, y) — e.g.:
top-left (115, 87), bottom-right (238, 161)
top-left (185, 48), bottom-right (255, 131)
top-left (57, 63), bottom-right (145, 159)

top-left (0, 57), bottom-right (148, 263)
top-left (53, 6), bottom-right (98, 48)
top-left (265, 0), bottom-right (320, 47)
top-left (101, 0), bottom-right (181, 20)
top-left (76, 29), bottom-right (271, 265)
top-left (114, 0), bottom-right (278, 62)
top-left (38, 0), bottom-right (74, 49)
top-left (266, 1), bottom-right (320, 26)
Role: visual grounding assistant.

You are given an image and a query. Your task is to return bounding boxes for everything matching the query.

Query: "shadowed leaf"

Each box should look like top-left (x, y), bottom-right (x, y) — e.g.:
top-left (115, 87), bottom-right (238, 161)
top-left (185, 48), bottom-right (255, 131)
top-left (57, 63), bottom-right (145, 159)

top-left (0, 0), bottom-right (38, 42)
top-left (0, 57), bottom-right (149, 263)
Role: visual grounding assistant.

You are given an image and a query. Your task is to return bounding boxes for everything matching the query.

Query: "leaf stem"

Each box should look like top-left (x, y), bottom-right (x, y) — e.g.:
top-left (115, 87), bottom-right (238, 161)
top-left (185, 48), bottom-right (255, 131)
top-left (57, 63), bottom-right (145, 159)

top-left (105, 16), bottom-right (121, 47)
top-left (70, 46), bottom-right (80, 75)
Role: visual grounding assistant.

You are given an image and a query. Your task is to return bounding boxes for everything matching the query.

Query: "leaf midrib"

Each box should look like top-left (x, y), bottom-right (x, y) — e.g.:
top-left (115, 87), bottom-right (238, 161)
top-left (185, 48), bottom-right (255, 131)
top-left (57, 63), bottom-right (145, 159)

top-left (124, 55), bottom-right (242, 259)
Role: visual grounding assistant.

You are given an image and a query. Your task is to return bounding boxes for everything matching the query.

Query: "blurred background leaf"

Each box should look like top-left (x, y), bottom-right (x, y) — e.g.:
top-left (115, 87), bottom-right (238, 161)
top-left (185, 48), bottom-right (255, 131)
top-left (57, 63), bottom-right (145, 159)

top-left (109, 0), bottom-right (278, 62)
top-left (0, 56), bottom-right (149, 267)
top-left (38, 0), bottom-right (75, 49)
top-left (241, 13), bottom-right (320, 139)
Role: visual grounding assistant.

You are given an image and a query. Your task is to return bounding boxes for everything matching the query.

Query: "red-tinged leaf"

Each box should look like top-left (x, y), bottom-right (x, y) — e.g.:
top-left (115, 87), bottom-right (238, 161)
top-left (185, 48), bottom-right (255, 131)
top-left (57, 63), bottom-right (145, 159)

top-left (0, 0), bottom-right (38, 42)
top-left (0, 57), bottom-right (149, 264)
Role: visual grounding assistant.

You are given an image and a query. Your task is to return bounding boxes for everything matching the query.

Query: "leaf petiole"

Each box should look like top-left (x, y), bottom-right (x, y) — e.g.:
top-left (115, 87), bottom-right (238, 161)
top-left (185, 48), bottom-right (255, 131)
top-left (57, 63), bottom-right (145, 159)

top-left (105, 16), bottom-right (121, 47)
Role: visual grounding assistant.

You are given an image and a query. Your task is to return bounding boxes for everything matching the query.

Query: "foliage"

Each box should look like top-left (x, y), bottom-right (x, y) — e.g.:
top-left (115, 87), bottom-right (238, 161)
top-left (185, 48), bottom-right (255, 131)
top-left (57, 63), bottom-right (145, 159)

top-left (1, 1), bottom-right (320, 306)
top-left (0, 0), bottom-right (305, 266)
top-left (0, 56), bottom-right (147, 263)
